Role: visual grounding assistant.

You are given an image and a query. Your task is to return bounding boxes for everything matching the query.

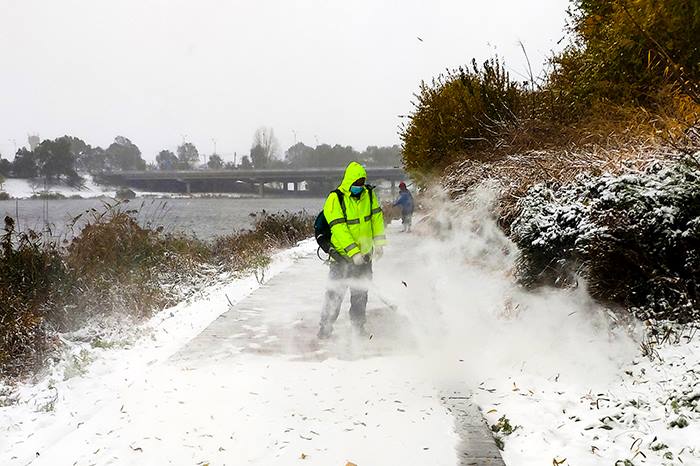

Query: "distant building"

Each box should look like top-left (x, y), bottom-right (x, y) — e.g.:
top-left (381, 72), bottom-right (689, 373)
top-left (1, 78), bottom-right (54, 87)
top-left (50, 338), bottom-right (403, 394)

top-left (28, 134), bottom-right (40, 151)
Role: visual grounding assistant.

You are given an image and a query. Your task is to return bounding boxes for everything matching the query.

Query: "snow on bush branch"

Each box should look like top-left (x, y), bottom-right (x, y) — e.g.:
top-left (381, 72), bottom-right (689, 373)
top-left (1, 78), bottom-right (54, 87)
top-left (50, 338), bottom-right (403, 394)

top-left (512, 156), bottom-right (700, 322)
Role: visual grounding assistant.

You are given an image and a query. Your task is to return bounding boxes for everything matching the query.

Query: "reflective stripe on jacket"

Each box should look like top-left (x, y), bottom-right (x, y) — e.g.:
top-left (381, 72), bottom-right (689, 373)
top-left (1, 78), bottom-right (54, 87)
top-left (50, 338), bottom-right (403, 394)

top-left (323, 162), bottom-right (387, 258)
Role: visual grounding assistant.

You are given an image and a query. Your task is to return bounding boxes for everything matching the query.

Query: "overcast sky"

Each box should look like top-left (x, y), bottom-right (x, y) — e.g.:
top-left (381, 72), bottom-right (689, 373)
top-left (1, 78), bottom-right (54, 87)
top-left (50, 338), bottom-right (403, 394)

top-left (1, 0), bottom-right (570, 164)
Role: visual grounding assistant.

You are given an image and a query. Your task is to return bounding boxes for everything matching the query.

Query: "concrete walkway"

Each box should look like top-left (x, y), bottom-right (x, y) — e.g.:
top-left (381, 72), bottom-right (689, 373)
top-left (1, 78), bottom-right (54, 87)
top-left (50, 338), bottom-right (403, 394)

top-left (171, 225), bottom-right (506, 465)
top-left (24, 225), bottom-right (505, 466)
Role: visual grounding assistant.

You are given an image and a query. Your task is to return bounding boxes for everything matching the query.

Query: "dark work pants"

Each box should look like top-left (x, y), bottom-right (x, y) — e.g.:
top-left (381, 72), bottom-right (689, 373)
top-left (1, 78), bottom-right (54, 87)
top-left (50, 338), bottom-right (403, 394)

top-left (320, 259), bottom-right (373, 329)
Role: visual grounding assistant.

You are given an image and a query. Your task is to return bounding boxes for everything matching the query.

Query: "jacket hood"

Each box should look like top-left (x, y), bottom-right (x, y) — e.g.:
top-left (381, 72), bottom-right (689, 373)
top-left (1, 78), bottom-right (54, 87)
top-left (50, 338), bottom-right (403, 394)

top-left (338, 162), bottom-right (367, 193)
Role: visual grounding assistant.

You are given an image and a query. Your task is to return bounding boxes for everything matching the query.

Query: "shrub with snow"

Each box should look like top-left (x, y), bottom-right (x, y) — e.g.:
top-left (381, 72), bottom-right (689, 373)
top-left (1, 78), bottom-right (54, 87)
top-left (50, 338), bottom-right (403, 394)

top-left (512, 156), bottom-right (700, 322)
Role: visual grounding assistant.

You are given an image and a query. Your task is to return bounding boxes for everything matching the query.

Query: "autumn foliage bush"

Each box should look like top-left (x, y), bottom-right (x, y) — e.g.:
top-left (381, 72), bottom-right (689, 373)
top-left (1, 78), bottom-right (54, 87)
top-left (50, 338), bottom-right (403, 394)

top-left (400, 1), bottom-right (700, 175)
top-left (400, 0), bottom-right (700, 321)
top-left (400, 57), bottom-right (524, 173)
top-left (551, 0), bottom-right (700, 110)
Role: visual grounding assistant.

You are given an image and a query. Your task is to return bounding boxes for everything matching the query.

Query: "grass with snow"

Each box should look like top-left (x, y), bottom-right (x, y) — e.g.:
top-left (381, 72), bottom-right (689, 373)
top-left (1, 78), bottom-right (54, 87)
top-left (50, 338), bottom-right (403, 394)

top-left (474, 323), bottom-right (700, 465)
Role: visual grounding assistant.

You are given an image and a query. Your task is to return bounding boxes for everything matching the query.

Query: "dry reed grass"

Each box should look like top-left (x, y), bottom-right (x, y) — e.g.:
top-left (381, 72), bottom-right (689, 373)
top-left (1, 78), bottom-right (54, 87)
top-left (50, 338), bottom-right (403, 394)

top-left (442, 97), bottom-right (699, 230)
top-left (1, 206), bottom-right (315, 379)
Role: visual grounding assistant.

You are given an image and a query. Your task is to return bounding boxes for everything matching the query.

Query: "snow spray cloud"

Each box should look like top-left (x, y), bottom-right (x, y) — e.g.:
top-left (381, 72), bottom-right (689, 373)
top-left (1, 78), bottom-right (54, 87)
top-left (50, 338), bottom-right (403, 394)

top-left (373, 183), bottom-right (640, 390)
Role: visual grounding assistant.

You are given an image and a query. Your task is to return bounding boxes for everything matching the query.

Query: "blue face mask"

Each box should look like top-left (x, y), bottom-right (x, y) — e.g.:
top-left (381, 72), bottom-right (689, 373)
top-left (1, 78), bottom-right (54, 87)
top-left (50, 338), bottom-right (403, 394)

top-left (350, 185), bottom-right (364, 195)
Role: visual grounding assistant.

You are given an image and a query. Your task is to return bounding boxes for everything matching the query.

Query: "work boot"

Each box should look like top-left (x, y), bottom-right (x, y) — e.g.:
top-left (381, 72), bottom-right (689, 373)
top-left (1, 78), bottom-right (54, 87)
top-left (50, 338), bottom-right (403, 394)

top-left (318, 324), bottom-right (333, 339)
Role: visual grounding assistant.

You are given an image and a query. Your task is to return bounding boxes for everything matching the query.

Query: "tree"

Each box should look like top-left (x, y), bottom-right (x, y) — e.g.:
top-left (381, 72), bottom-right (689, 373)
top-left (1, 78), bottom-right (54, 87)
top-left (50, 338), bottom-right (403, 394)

top-left (11, 148), bottom-right (38, 178)
top-left (552, 0), bottom-right (700, 107)
top-left (250, 127), bottom-right (278, 169)
top-left (105, 136), bottom-right (146, 171)
top-left (249, 145), bottom-right (266, 169)
top-left (62, 136), bottom-right (90, 159)
top-left (207, 154), bottom-right (223, 169)
top-left (57, 135), bottom-right (106, 173)
top-left (239, 155), bottom-right (253, 169)
top-left (78, 146), bottom-right (108, 173)
top-left (283, 142), bottom-right (400, 168)
top-left (176, 142), bottom-right (199, 169)
top-left (156, 149), bottom-right (178, 170)
top-left (310, 144), bottom-right (358, 168)
top-left (363, 145), bottom-right (401, 166)
top-left (285, 142), bottom-right (315, 167)
top-left (0, 157), bottom-right (10, 177)
top-left (34, 137), bottom-right (81, 185)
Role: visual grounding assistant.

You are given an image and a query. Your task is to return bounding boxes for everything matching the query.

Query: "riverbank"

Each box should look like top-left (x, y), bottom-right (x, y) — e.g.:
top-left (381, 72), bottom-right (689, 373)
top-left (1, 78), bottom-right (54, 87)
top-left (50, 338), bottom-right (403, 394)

top-left (0, 239), bottom-right (323, 465)
top-left (0, 203), bottom-right (314, 379)
top-left (0, 177), bottom-right (117, 199)
top-left (3, 200), bottom-right (698, 465)
top-left (0, 177), bottom-right (319, 201)
top-left (1, 196), bottom-right (324, 240)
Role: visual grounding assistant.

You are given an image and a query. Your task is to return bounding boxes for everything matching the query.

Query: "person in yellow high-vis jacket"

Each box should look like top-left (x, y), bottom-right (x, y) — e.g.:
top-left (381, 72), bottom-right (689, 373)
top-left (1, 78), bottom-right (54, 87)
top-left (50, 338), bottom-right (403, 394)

top-left (318, 161), bottom-right (387, 338)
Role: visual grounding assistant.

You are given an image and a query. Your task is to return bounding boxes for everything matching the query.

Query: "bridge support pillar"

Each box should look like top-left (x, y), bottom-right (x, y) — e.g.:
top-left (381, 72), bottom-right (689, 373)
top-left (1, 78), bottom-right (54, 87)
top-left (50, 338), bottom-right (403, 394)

top-left (258, 183), bottom-right (264, 197)
top-left (186, 182), bottom-right (191, 194)
top-left (391, 180), bottom-right (396, 198)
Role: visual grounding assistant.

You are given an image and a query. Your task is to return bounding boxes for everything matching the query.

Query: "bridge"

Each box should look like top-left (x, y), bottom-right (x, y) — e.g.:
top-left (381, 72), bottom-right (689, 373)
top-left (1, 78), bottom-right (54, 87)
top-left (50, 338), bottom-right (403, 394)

top-left (98, 166), bottom-right (408, 196)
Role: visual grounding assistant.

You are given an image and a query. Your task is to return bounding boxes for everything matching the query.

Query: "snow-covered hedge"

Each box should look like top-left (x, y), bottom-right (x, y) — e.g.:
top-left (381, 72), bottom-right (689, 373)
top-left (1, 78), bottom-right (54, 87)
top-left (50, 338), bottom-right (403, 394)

top-left (512, 156), bottom-right (700, 322)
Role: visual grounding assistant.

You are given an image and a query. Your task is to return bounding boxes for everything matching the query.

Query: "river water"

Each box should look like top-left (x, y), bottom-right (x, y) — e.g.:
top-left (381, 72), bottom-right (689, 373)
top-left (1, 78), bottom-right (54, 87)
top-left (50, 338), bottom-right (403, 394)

top-left (0, 197), bottom-right (325, 241)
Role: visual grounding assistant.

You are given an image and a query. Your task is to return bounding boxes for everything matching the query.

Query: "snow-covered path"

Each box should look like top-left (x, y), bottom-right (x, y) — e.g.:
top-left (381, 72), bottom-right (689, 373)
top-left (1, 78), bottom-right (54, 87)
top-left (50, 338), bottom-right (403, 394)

top-left (7, 226), bottom-right (503, 466)
top-left (10, 197), bottom-right (694, 466)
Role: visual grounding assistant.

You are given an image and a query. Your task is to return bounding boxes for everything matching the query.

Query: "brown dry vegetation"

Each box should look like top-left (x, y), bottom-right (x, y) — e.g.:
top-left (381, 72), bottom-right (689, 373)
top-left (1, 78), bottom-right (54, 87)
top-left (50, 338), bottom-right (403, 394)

top-left (442, 103), bottom-right (699, 230)
top-left (0, 204), bottom-right (314, 378)
top-left (401, 0), bottom-right (700, 187)
top-left (400, 0), bottom-right (700, 321)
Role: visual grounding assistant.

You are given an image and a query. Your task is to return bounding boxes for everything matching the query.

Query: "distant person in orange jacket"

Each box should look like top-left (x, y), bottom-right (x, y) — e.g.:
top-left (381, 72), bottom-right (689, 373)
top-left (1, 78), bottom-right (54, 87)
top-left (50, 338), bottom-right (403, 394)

top-left (392, 181), bottom-right (414, 232)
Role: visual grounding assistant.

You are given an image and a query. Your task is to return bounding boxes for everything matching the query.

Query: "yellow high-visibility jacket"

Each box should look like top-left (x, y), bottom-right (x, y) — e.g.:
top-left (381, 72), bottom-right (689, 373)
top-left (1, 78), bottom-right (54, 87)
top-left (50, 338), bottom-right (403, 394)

top-left (323, 162), bottom-right (387, 258)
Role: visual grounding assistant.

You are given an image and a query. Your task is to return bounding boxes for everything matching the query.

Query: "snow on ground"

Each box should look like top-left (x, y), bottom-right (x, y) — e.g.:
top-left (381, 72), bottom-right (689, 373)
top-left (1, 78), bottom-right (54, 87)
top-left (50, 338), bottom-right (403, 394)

top-left (23, 355), bottom-right (455, 466)
top-left (1, 233), bottom-right (460, 466)
top-left (0, 177), bottom-right (293, 199)
top-left (378, 188), bottom-right (699, 465)
top-left (0, 240), bottom-right (321, 465)
top-left (1, 177), bottom-right (117, 199)
top-left (473, 328), bottom-right (700, 465)
top-left (1, 185), bottom-right (698, 465)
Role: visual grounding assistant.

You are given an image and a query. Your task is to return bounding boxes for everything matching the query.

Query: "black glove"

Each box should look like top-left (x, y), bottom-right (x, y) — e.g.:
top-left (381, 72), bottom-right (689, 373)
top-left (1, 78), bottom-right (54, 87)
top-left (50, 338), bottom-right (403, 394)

top-left (329, 248), bottom-right (345, 263)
